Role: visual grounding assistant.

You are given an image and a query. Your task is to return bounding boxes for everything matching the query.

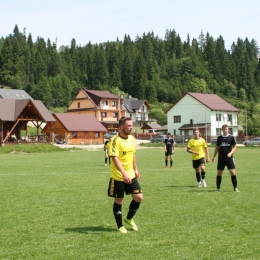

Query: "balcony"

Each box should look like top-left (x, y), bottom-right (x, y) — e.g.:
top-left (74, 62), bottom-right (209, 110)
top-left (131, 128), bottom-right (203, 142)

top-left (136, 117), bottom-right (152, 122)
top-left (101, 105), bottom-right (109, 109)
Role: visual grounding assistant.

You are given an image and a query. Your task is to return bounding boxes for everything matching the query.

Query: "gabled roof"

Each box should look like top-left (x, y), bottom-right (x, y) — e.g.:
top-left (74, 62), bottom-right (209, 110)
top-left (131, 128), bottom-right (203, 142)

top-left (123, 98), bottom-right (151, 112)
top-left (166, 92), bottom-right (239, 113)
top-left (0, 88), bottom-right (33, 100)
top-left (179, 123), bottom-right (211, 130)
top-left (141, 123), bottom-right (161, 130)
top-left (84, 89), bottom-right (120, 99)
top-left (54, 113), bottom-right (107, 132)
top-left (158, 125), bottom-right (168, 131)
top-left (0, 99), bottom-right (55, 122)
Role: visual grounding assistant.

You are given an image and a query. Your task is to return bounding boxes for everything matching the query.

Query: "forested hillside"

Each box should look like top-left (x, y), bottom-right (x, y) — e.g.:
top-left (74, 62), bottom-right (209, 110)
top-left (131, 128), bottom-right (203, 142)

top-left (1, 25), bottom-right (260, 134)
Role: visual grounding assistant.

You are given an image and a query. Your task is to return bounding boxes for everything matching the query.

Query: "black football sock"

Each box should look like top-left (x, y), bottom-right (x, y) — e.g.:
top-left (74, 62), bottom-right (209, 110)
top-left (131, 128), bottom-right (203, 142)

top-left (126, 200), bottom-right (140, 220)
top-left (231, 175), bottom-right (237, 189)
top-left (105, 158), bottom-right (107, 164)
top-left (196, 172), bottom-right (201, 182)
top-left (201, 172), bottom-right (206, 180)
top-left (165, 160), bottom-right (168, 167)
top-left (170, 160), bottom-right (173, 167)
top-left (216, 175), bottom-right (222, 189)
top-left (113, 203), bottom-right (123, 228)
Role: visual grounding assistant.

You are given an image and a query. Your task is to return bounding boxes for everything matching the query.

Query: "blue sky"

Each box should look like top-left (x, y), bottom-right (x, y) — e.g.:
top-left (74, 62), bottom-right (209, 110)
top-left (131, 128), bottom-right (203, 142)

top-left (1, 0), bottom-right (259, 50)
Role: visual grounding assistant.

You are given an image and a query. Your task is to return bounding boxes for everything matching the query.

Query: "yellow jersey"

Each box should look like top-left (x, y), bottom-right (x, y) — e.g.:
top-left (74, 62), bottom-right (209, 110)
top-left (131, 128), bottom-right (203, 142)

top-left (108, 134), bottom-right (136, 181)
top-left (187, 137), bottom-right (207, 160)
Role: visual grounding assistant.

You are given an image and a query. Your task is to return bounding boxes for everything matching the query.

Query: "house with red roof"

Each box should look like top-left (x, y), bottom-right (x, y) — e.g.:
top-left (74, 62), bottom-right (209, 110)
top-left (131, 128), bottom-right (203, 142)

top-left (44, 113), bottom-right (107, 145)
top-left (66, 88), bottom-right (126, 132)
top-left (166, 92), bottom-right (240, 141)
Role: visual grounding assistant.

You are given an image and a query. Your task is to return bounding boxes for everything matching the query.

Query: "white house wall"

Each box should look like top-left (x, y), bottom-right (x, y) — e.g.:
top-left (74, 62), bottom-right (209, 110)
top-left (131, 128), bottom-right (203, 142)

top-left (167, 94), bottom-right (239, 136)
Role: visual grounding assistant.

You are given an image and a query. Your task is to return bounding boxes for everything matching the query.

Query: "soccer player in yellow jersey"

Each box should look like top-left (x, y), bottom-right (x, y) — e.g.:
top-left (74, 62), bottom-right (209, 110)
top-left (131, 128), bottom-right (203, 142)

top-left (187, 128), bottom-right (210, 187)
top-left (108, 117), bottom-right (143, 234)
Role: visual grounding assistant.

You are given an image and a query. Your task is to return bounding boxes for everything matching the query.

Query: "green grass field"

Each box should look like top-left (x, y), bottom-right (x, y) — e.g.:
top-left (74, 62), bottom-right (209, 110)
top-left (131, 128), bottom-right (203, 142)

top-left (0, 145), bottom-right (260, 259)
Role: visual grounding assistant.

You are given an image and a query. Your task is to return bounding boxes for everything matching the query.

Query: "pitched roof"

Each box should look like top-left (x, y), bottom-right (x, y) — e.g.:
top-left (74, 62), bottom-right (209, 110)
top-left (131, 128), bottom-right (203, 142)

top-left (0, 88), bottom-right (33, 100)
top-left (84, 89), bottom-right (120, 99)
top-left (123, 98), bottom-right (151, 112)
top-left (166, 92), bottom-right (239, 113)
top-left (178, 123), bottom-right (211, 130)
top-left (141, 123), bottom-right (161, 130)
top-left (158, 125), bottom-right (168, 131)
top-left (188, 93), bottom-right (239, 111)
top-left (54, 113), bottom-right (107, 132)
top-left (0, 99), bottom-right (55, 122)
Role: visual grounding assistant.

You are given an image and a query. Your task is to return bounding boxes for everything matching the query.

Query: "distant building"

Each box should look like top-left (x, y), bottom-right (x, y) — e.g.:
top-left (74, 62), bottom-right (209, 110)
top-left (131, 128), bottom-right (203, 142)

top-left (122, 95), bottom-right (152, 127)
top-left (67, 88), bottom-right (126, 131)
top-left (0, 88), bottom-right (55, 145)
top-left (44, 113), bottom-right (107, 144)
top-left (166, 92), bottom-right (239, 140)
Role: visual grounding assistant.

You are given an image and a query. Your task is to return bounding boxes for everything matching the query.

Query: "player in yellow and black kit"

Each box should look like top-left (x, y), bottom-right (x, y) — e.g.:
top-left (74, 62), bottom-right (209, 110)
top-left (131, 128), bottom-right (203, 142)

top-left (107, 117), bottom-right (143, 234)
top-left (187, 128), bottom-right (210, 187)
top-left (104, 137), bottom-right (111, 166)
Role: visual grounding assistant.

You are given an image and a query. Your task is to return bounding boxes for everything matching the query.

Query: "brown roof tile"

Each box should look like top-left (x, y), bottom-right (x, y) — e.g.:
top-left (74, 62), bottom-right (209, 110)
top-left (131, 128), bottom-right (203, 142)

top-left (188, 92), bottom-right (239, 111)
top-left (54, 113), bottom-right (107, 132)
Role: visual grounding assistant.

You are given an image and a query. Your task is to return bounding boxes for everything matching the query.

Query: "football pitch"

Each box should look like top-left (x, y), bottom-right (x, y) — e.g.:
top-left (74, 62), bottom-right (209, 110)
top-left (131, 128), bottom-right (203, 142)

top-left (0, 146), bottom-right (259, 259)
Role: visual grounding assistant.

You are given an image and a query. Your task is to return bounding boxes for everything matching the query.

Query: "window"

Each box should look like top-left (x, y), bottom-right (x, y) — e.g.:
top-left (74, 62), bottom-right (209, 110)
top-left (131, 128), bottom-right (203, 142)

top-left (174, 116), bottom-right (181, 123)
top-left (141, 105), bottom-right (145, 112)
top-left (102, 101), bottom-right (108, 106)
top-left (113, 124), bottom-right (118, 129)
top-left (101, 112), bottom-right (107, 117)
top-left (77, 102), bottom-right (80, 108)
top-left (113, 112), bottom-right (118, 118)
top-left (216, 128), bottom-right (221, 135)
top-left (112, 101), bottom-right (117, 107)
top-left (72, 132), bottom-right (77, 138)
top-left (227, 114), bottom-right (232, 122)
top-left (95, 132), bottom-right (99, 138)
top-left (216, 114), bottom-right (221, 121)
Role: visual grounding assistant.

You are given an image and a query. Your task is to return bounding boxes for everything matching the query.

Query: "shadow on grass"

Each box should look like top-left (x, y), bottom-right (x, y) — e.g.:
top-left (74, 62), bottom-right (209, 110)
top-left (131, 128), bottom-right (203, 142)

top-left (65, 226), bottom-right (115, 234)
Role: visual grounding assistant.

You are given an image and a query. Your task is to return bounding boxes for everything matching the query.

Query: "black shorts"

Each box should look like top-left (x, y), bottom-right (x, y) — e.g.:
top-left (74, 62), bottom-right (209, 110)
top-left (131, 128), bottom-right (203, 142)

top-left (108, 178), bottom-right (142, 198)
top-left (165, 150), bottom-right (173, 156)
top-left (217, 157), bottom-right (235, 170)
top-left (192, 158), bottom-right (205, 168)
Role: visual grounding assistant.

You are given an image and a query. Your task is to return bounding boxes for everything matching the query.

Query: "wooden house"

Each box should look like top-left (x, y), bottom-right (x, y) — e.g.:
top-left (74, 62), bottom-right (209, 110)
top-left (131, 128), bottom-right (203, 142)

top-left (44, 113), bottom-right (107, 144)
top-left (66, 88), bottom-right (126, 131)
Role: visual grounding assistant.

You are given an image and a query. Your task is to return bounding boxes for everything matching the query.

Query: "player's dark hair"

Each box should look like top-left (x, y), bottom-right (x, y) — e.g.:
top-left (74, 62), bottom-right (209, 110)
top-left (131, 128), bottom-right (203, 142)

top-left (193, 128), bottom-right (199, 133)
top-left (119, 116), bottom-right (132, 126)
top-left (222, 124), bottom-right (229, 129)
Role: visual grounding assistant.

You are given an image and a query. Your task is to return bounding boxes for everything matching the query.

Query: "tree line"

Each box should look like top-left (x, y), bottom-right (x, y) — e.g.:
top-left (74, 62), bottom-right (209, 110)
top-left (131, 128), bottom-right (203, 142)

top-left (0, 25), bottom-right (260, 134)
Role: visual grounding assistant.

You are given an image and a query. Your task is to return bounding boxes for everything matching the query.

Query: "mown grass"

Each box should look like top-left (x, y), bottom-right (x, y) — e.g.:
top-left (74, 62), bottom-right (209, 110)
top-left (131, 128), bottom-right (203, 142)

top-left (0, 145), bottom-right (260, 259)
top-left (0, 144), bottom-right (81, 154)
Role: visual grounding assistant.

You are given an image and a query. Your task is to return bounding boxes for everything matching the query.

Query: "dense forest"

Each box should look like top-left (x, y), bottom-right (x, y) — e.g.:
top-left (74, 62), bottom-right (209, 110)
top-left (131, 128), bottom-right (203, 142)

top-left (1, 25), bottom-right (260, 134)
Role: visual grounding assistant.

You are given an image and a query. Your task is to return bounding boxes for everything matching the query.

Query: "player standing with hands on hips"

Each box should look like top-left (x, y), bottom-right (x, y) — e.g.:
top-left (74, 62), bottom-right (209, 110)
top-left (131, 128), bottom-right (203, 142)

top-left (212, 124), bottom-right (239, 192)
top-left (187, 128), bottom-right (210, 187)
top-left (107, 117), bottom-right (143, 234)
top-left (164, 132), bottom-right (175, 168)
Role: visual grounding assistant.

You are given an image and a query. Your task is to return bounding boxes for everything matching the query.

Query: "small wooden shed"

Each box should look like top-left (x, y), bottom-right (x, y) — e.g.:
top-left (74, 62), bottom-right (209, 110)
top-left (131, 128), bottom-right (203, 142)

top-left (44, 113), bottom-right (107, 144)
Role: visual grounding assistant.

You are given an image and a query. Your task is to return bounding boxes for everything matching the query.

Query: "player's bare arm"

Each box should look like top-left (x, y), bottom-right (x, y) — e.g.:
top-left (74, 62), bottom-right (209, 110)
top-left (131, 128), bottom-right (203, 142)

top-left (133, 154), bottom-right (140, 178)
